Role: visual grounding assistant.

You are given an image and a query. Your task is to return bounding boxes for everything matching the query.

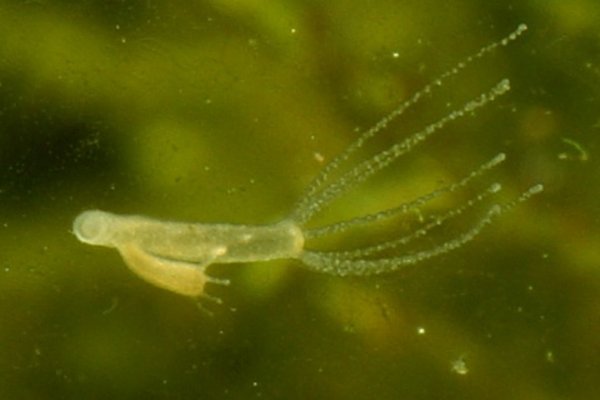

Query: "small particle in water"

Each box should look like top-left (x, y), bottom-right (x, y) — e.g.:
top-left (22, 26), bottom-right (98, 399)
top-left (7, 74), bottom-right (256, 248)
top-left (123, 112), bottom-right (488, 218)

top-left (102, 296), bottom-right (119, 315)
top-left (451, 354), bottom-right (469, 375)
top-left (558, 137), bottom-right (589, 162)
top-left (417, 327), bottom-right (426, 335)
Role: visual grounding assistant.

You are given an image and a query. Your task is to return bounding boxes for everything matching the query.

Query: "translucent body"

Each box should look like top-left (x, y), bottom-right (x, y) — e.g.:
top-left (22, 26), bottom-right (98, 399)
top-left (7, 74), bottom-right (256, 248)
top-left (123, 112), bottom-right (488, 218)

top-left (73, 24), bottom-right (542, 304)
top-left (73, 210), bottom-right (303, 297)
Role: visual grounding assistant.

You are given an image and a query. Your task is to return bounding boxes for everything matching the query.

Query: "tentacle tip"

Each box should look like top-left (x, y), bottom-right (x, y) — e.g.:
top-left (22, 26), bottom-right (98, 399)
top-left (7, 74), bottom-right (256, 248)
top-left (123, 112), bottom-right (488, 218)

top-left (529, 183), bottom-right (544, 194)
top-left (497, 79), bottom-right (511, 91)
top-left (494, 153), bottom-right (506, 163)
top-left (202, 292), bottom-right (224, 305)
top-left (490, 182), bottom-right (502, 193)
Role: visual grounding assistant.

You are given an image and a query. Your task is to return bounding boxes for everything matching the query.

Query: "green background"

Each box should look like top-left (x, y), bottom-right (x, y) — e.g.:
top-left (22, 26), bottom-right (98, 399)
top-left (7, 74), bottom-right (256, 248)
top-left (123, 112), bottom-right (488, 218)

top-left (1, 0), bottom-right (598, 399)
